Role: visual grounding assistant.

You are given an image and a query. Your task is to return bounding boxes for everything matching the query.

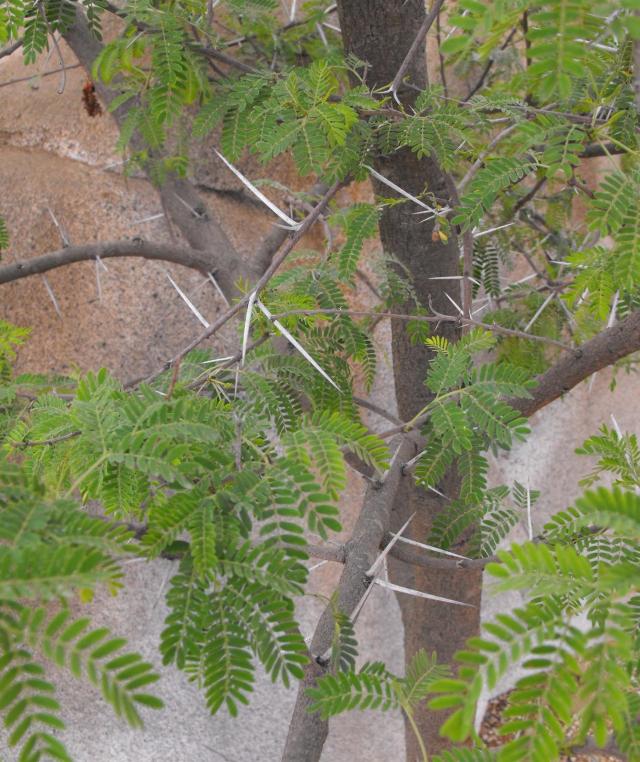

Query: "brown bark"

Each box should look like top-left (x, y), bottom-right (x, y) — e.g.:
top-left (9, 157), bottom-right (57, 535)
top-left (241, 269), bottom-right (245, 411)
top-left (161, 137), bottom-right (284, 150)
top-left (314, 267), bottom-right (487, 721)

top-left (336, 0), bottom-right (459, 451)
top-left (337, 2), bottom-right (482, 758)
top-left (64, 8), bottom-right (258, 298)
top-left (281, 436), bottom-right (420, 762)
top-left (510, 309), bottom-right (640, 418)
top-left (0, 240), bottom-right (214, 284)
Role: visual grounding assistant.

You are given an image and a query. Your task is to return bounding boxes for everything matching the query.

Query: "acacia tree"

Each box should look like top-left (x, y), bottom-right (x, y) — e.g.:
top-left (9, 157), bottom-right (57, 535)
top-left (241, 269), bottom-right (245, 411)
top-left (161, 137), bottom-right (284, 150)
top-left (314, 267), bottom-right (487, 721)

top-left (2, 1), bottom-right (640, 761)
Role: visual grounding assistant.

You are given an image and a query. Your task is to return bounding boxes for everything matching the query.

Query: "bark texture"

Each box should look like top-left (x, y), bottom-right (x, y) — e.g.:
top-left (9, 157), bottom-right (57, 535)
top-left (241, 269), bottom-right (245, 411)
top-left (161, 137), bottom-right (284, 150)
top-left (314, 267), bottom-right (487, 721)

top-left (65, 7), bottom-right (255, 298)
top-left (511, 309), bottom-right (640, 418)
top-left (281, 436), bottom-right (419, 762)
top-left (337, 2), bottom-right (482, 757)
top-left (0, 240), bottom-right (213, 284)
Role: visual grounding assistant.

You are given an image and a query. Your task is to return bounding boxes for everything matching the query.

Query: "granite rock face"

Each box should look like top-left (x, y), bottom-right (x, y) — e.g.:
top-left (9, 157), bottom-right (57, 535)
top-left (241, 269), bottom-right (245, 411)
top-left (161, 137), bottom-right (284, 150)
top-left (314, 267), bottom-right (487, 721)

top-left (1, 38), bottom-right (638, 762)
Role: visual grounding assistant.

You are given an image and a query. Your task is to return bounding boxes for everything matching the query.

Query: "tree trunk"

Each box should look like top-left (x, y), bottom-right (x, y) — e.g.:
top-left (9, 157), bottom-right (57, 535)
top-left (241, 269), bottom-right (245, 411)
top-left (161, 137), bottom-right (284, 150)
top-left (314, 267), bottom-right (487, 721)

top-left (337, 2), bottom-right (483, 757)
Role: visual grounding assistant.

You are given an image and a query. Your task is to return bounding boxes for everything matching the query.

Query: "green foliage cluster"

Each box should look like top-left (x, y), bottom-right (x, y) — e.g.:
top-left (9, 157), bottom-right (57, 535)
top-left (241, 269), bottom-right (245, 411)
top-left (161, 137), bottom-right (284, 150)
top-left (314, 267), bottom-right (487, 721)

top-left (0, 299), bottom-right (535, 757)
top-left (3, 0), bottom-right (640, 759)
top-left (413, 329), bottom-right (532, 503)
top-left (429, 478), bottom-right (640, 761)
top-left (0, 326), bottom-right (163, 760)
top-left (310, 434), bottom-right (640, 760)
top-left (308, 650), bottom-right (450, 758)
top-left (0, 308), bottom-right (393, 752)
top-left (1, 350), bottom-right (390, 721)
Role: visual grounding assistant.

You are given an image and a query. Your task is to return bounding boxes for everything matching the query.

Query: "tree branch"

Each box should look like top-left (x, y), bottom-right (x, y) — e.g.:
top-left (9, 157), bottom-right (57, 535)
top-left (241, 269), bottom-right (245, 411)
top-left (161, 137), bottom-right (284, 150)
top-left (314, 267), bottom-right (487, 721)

top-left (252, 182), bottom-right (330, 274)
top-left (271, 308), bottom-right (573, 352)
top-left (0, 63), bottom-right (81, 89)
top-left (510, 309), bottom-right (640, 418)
top-left (352, 395), bottom-right (402, 425)
top-left (373, 309), bottom-right (640, 439)
top-left (65, 8), bottom-right (336, 301)
top-left (200, 45), bottom-right (259, 75)
top-left (513, 176), bottom-right (547, 214)
top-left (13, 430), bottom-right (81, 448)
top-left (0, 39), bottom-right (23, 60)
top-left (281, 435), bottom-right (419, 762)
top-left (64, 8), bottom-right (251, 299)
top-left (388, 0), bottom-right (445, 99)
top-left (0, 240), bottom-right (216, 285)
top-left (138, 180), bottom-right (343, 385)
top-left (579, 141), bottom-right (626, 159)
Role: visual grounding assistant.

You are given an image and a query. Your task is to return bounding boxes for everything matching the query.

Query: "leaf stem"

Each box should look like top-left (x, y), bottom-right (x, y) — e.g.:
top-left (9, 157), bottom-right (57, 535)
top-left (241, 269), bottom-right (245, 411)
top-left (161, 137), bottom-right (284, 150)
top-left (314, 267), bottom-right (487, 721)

top-left (403, 705), bottom-right (429, 762)
top-left (64, 453), bottom-right (108, 498)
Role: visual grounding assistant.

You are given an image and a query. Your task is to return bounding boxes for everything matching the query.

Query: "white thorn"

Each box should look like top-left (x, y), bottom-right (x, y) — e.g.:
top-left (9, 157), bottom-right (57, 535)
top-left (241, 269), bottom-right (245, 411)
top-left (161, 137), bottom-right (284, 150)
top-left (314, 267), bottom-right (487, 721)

top-left (394, 535), bottom-right (470, 560)
top-left (366, 512), bottom-right (415, 577)
top-left (241, 291), bottom-right (258, 367)
top-left (95, 258), bottom-right (102, 303)
top-left (524, 292), bottom-right (554, 332)
top-left (374, 578), bottom-right (473, 606)
top-left (214, 150), bottom-right (299, 229)
top-left (165, 270), bottom-right (210, 328)
top-left (364, 165), bottom-right (438, 215)
top-left (526, 480), bottom-right (533, 541)
top-left (256, 300), bottom-right (341, 391)
top-left (610, 414), bottom-right (623, 440)
top-left (41, 276), bottom-right (62, 318)
top-left (607, 291), bottom-right (619, 329)
top-left (208, 272), bottom-right (230, 307)
top-left (130, 212), bottom-right (165, 226)
top-left (444, 291), bottom-right (464, 315)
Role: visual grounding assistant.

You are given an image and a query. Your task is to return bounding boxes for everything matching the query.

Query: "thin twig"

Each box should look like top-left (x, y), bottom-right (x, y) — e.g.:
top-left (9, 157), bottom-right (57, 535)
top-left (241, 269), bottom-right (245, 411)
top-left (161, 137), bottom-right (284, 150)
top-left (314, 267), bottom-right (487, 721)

top-left (137, 181), bottom-right (344, 386)
top-left (463, 27), bottom-right (518, 102)
top-left (124, 334), bottom-right (269, 391)
top-left (386, 0), bottom-right (446, 101)
top-left (37, 2), bottom-right (67, 94)
top-left (435, 7), bottom-right (448, 98)
top-left (166, 358), bottom-right (183, 398)
top-left (430, 305), bottom-right (571, 351)
top-left (200, 45), bottom-right (258, 75)
top-left (14, 431), bottom-right (81, 448)
top-left (355, 269), bottom-right (382, 301)
top-left (0, 63), bottom-right (81, 89)
top-left (353, 396), bottom-right (402, 425)
top-left (271, 308), bottom-right (573, 351)
top-left (513, 176), bottom-right (547, 214)
top-left (458, 124), bottom-right (519, 193)
top-left (0, 39), bottom-right (23, 60)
